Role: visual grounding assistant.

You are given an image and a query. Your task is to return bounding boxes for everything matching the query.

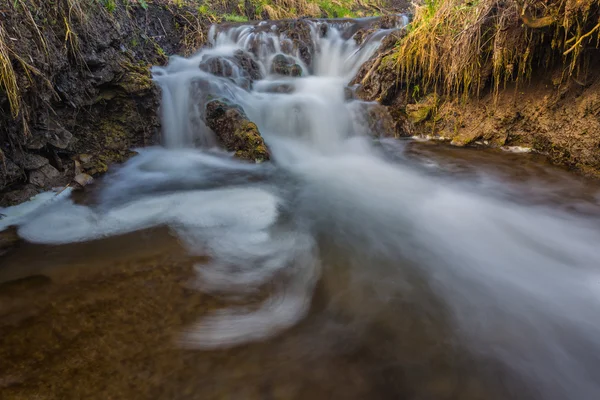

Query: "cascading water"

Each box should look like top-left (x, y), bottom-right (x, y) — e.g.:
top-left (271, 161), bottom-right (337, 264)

top-left (6, 16), bottom-right (600, 400)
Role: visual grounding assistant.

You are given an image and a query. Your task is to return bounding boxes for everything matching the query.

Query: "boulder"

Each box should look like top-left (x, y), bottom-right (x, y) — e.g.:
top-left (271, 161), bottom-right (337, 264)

top-left (205, 100), bottom-right (270, 162)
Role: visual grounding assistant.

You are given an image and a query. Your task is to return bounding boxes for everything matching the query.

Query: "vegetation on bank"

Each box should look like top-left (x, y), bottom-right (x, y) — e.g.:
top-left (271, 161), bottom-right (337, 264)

top-left (391, 0), bottom-right (600, 99)
top-left (0, 0), bottom-right (382, 126)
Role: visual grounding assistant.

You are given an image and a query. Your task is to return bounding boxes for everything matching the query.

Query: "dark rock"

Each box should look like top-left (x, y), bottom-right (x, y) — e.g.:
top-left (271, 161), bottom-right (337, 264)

top-left (199, 50), bottom-right (262, 89)
top-left (47, 127), bottom-right (73, 150)
top-left (12, 153), bottom-right (49, 171)
top-left (205, 100), bottom-right (270, 162)
top-left (271, 54), bottom-right (303, 77)
top-left (0, 157), bottom-right (22, 187)
top-left (29, 164), bottom-right (62, 188)
top-left (0, 184), bottom-right (39, 207)
top-left (25, 134), bottom-right (48, 150)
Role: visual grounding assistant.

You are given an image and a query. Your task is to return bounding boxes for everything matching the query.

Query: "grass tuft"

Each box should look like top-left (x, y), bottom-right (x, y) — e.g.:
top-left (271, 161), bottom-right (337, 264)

top-left (393, 0), bottom-right (600, 100)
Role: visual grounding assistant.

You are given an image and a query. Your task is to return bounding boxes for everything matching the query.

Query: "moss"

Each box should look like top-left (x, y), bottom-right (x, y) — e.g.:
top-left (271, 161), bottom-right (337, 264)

top-left (234, 121), bottom-right (270, 162)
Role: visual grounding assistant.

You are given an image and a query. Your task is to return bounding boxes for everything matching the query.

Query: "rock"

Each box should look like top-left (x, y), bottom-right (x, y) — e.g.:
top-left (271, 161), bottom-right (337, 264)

top-left (25, 134), bottom-right (48, 150)
top-left (12, 153), bottom-right (49, 171)
top-left (28, 164), bottom-right (62, 188)
top-left (73, 173), bottom-right (94, 187)
top-left (406, 94), bottom-right (438, 124)
top-left (258, 83), bottom-right (295, 94)
top-left (47, 127), bottom-right (73, 149)
top-left (0, 184), bottom-right (39, 207)
top-left (0, 157), bottom-right (22, 187)
top-left (344, 86), bottom-right (355, 101)
top-left (365, 104), bottom-right (397, 137)
top-left (351, 30), bottom-right (407, 104)
top-left (78, 154), bottom-right (94, 164)
top-left (199, 50), bottom-right (262, 89)
top-left (205, 100), bottom-right (270, 162)
top-left (270, 54), bottom-right (303, 77)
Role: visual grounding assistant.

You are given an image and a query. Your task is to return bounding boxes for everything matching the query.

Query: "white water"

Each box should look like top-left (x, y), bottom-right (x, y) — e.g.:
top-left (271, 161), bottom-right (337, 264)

top-left (5, 17), bottom-right (600, 399)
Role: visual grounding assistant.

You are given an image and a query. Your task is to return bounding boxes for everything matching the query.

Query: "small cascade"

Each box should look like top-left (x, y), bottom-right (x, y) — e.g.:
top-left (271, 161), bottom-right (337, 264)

top-left (152, 17), bottom-right (407, 151)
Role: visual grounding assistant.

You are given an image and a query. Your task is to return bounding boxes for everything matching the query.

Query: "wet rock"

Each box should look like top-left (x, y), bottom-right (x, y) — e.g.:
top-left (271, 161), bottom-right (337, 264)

top-left (344, 86), bottom-right (355, 101)
top-left (28, 164), bottom-right (62, 188)
top-left (365, 104), bottom-right (397, 138)
top-left (258, 82), bottom-right (295, 94)
top-left (233, 51), bottom-right (262, 81)
top-left (351, 30), bottom-right (407, 104)
top-left (0, 184), bottom-right (39, 207)
top-left (47, 127), bottom-right (73, 150)
top-left (205, 100), bottom-right (270, 162)
top-left (254, 19), bottom-right (314, 66)
top-left (199, 51), bottom-right (262, 89)
top-left (12, 153), bottom-right (49, 171)
top-left (271, 54), bottom-right (303, 77)
top-left (353, 28), bottom-right (377, 46)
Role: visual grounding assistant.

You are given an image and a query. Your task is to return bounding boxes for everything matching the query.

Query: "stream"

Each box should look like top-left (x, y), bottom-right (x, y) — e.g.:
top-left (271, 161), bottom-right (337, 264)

top-left (2, 17), bottom-right (600, 400)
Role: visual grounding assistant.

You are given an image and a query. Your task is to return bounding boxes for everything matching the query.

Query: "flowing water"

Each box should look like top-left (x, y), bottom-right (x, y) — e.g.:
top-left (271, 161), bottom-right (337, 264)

top-left (2, 17), bottom-right (600, 400)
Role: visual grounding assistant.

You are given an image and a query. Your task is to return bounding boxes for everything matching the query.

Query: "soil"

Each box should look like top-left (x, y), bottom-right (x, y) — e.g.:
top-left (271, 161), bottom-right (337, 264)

top-left (353, 38), bottom-right (600, 177)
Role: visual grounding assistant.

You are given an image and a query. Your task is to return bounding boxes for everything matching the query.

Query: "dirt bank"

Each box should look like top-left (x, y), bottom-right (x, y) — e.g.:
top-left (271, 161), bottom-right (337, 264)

top-left (354, 0), bottom-right (600, 177)
top-left (0, 1), bottom-right (211, 205)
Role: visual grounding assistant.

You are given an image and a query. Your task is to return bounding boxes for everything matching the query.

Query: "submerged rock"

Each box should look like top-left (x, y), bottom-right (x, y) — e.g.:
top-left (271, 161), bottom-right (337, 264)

top-left (205, 100), bottom-right (270, 162)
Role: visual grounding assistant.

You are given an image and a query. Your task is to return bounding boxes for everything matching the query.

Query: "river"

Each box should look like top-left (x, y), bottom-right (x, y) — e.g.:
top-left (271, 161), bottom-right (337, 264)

top-left (1, 17), bottom-right (600, 400)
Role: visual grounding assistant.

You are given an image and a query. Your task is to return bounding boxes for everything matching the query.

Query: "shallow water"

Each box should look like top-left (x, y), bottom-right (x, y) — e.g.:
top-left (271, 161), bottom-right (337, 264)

top-left (2, 17), bottom-right (600, 400)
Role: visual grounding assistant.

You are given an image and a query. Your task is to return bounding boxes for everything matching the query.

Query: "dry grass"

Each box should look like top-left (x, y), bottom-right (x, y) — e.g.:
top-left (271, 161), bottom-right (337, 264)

top-left (0, 26), bottom-right (20, 119)
top-left (393, 0), bottom-right (600, 99)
